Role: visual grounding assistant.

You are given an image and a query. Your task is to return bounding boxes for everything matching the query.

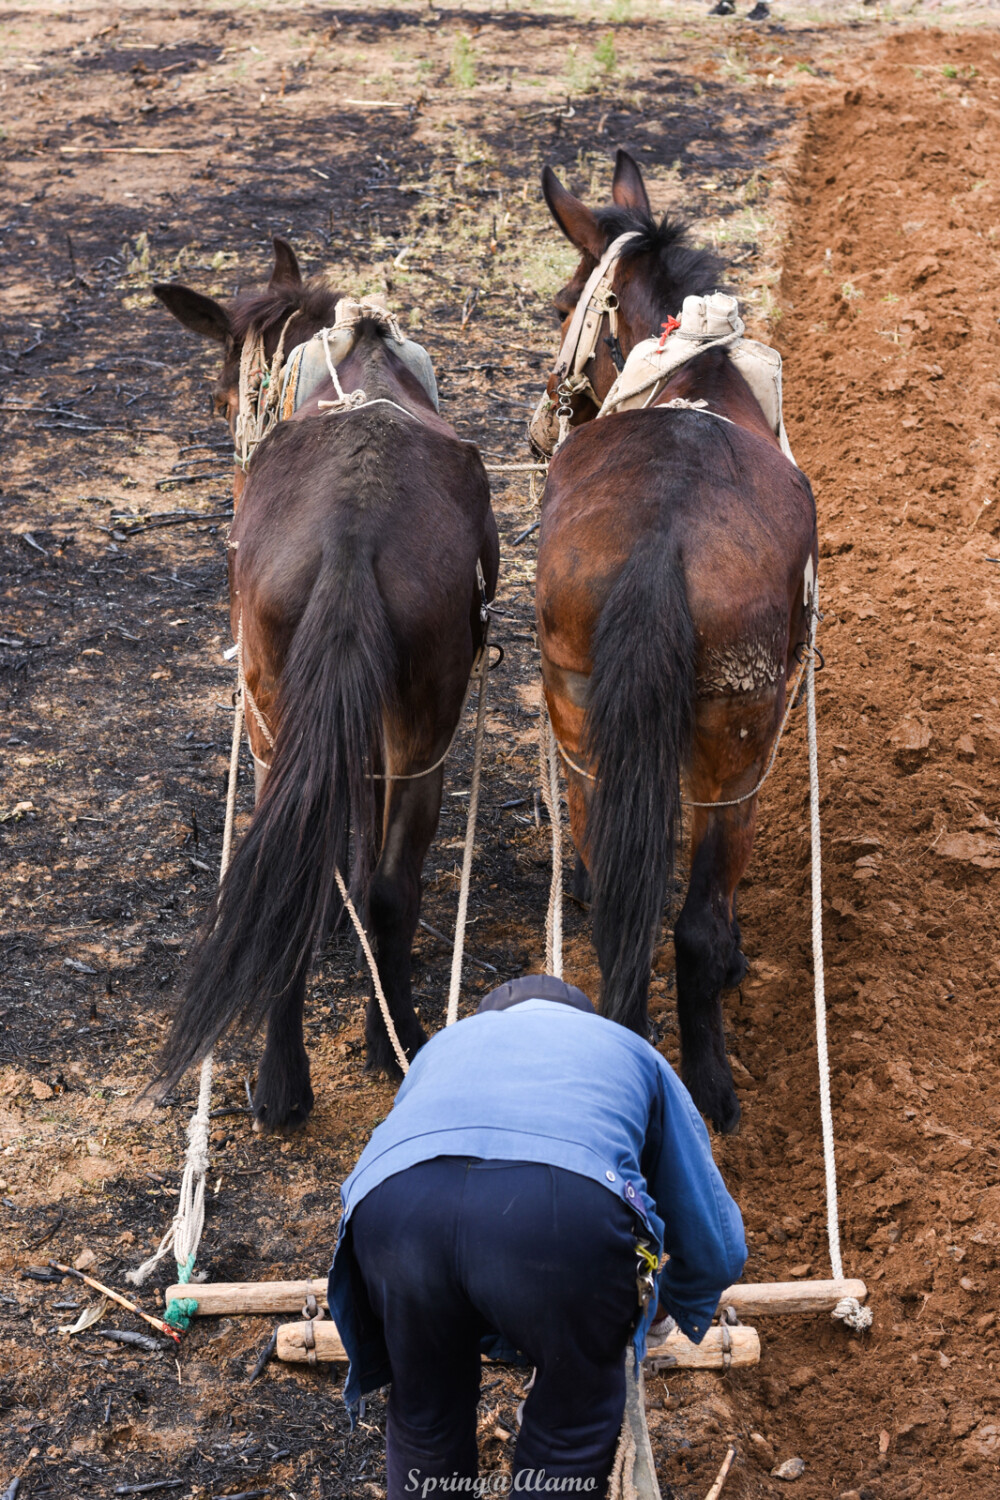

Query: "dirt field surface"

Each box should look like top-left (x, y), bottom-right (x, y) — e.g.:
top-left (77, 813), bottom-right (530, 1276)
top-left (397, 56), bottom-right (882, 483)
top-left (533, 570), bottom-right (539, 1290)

top-left (3, 3), bottom-right (1000, 1497)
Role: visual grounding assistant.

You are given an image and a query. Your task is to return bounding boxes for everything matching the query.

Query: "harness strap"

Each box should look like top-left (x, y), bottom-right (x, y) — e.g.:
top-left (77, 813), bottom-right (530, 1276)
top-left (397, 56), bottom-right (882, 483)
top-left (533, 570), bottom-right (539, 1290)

top-left (553, 232), bottom-right (642, 392)
top-left (549, 626), bottom-right (817, 811)
top-left (233, 561), bottom-right (491, 784)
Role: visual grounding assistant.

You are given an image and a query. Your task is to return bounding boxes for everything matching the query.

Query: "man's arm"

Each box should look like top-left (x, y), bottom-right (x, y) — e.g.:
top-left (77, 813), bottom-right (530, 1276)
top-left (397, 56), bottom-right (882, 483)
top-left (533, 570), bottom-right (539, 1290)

top-left (645, 1064), bottom-right (747, 1343)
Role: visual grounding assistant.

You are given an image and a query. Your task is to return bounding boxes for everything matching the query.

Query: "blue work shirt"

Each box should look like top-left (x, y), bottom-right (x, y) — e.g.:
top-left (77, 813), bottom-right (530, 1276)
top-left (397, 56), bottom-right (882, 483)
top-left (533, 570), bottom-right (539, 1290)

top-left (328, 999), bottom-right (746, 1407)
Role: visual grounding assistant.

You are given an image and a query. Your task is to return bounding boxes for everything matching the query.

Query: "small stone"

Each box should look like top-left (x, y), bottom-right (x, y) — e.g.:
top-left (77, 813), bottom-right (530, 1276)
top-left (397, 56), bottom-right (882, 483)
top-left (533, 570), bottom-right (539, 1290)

top-left (956, 734), bottom-right (976, 761)
top-left (878, 1429), bottom-right (891, 1454)
top-left (789, 1263), bottom-right (812, 1278)
top-left (74, 1247), bottom-right (97, 1271)
top-left (771, 1457), bottom-right (805, 1481)
top-left (838, 1491), bottom-right (862, 1500)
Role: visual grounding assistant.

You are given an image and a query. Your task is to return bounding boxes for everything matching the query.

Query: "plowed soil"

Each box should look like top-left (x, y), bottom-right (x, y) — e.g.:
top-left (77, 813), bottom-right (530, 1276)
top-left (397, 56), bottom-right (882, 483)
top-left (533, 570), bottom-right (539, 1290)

top-left (2, 5), bottom-right (999, 1500)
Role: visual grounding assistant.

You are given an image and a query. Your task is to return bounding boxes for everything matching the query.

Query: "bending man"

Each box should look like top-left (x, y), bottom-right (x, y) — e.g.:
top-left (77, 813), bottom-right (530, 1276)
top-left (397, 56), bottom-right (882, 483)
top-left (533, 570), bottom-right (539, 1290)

top-left (328, 975), bottom-right (747, 1496)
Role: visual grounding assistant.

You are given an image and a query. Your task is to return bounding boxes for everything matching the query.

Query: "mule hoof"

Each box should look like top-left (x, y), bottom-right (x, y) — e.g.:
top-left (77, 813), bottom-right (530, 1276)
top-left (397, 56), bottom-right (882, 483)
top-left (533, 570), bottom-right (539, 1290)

top-left (724, 950), bottom-right (749, 989)
top-left (252, 1094), bottom-right (315, 1133)
top-left (252, 1061), bottom-right (315, 1132)
top-left (711, 1093), bottom-right (742, 1136)
top-left (685, 1071), bottom-right (742, 1137)
top-left (364, 1020), bottom-right (428, 1080)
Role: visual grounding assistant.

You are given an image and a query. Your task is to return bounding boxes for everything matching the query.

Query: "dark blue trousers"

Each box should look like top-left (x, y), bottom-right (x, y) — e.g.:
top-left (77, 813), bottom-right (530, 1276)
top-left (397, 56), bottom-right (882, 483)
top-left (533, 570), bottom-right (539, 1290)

top-left (349, 1157), bottom-right (641, 1497)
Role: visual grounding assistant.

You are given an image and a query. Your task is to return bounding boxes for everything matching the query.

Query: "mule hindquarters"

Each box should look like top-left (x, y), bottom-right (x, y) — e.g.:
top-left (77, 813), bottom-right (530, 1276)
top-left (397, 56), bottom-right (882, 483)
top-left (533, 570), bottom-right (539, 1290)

top-left (358, 431), bottom-right (498, 1065)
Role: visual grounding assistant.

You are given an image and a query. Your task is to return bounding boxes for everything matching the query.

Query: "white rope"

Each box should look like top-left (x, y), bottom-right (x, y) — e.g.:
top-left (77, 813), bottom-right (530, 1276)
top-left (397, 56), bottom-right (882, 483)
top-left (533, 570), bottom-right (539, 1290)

top-left (536, 591), bottom-right (870, 1336)
top-left (805, 595), bottom-right (872, 1334)
top-left (334, 866), bottom-right (410, 1075)
top-left (127, 677), bottom-right (245, 1292)
top-left (446, 654), bottom-right (490, 1026)
top-left (539, 710), bottom-right (564, 979)
top-left (608, 1417), bottom-right (639, 1500)
top-left (319, 327), bottom-right (369, 412)
top-left (235, 309), bottom-right (301, 471)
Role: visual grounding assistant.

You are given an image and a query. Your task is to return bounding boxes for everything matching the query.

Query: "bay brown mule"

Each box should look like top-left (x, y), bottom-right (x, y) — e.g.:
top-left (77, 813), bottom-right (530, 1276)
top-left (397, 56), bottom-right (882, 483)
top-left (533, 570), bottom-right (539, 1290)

top-left (151, 240), bottom-right (499, 1128)
top-left (536, 153), bottom-right (816, 1133)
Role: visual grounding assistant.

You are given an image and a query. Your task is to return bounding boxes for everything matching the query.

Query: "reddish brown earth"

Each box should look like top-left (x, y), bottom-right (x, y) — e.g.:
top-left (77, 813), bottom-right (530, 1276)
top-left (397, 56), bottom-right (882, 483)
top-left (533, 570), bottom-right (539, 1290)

top-left (1, 6), bottom-right (999, 1499)
top-left (703, 27), bottom-right (1000, 1499)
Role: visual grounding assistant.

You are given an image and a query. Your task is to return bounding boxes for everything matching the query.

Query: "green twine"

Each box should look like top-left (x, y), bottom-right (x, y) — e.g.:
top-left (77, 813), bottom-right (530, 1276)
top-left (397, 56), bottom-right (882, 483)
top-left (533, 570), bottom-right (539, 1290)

top-left (165, 1297), bottom-right (198, 1330)
top-left (164, 1253), bottom-right (199, 1331)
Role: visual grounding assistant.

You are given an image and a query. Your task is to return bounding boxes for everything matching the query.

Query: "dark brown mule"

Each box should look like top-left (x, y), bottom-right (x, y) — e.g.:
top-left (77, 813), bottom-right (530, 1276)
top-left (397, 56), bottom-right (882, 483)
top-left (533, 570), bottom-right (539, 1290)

top-left (536, 153), bottom-right (816, 1133)
top-left (150, 239), bottom-right (499, 1128)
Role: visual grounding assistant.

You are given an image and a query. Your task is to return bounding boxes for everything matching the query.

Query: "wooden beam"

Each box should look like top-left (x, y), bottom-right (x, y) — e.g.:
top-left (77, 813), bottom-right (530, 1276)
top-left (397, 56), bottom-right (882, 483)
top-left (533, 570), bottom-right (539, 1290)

top-left (274, 1318), bottom-right (760, 1371)
top-left (166, 1276), bottom-right (866, 1321)
top-left (167, 1278), bottom-right (328, 1317)
top-left (716, 1279), bottom-right (868, 1318)
top-left (277, 1318), bottom-right (347, 1364)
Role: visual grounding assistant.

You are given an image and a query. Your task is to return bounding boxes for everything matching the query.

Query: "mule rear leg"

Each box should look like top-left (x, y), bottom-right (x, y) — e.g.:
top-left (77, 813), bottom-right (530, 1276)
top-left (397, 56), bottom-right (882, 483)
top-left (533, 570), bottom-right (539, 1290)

top-left (253, 961), bottom-right (315, 1131)
top-left (364, 771), bottom-right (443, 1076)
top-left (674, 804), bottom-right (756, 1135)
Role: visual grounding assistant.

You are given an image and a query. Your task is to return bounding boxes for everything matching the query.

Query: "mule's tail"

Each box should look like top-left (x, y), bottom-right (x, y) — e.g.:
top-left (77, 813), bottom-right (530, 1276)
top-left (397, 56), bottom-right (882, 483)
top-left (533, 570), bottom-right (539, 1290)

top-left (152, 549), bottom-right (395, 1095)
top-left (585, 541), bottom-right (695, 1033)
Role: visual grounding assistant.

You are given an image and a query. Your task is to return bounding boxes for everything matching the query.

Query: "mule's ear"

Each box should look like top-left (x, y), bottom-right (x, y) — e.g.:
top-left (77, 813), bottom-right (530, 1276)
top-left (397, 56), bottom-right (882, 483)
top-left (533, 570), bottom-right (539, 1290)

top-left (611, 149), bottom-right (651, 217)
top-left (152, 283), bottom-right (231, 344)
top-left (269, 236), bottom-right (303, 288)
top-left (541, 165), bottom-right (604, 260)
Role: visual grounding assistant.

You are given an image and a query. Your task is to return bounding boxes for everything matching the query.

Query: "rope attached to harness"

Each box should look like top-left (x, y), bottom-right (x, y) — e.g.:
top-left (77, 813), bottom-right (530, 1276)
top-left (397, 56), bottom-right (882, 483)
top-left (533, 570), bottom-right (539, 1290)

top-left (803, 585), bottom-right (870, 1334)
top-left (539, 578), bottom-right (871, 1337)
top-left (126, 645), bottom-right (246, 1302)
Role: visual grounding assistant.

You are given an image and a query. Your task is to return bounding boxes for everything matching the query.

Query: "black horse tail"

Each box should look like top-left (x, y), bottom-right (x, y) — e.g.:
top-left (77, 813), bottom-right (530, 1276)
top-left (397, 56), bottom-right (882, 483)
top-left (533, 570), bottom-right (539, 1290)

top-left (585, 541), bottom-right (695, 1034)
top-left (152, 546), bottom-right (395, 1096)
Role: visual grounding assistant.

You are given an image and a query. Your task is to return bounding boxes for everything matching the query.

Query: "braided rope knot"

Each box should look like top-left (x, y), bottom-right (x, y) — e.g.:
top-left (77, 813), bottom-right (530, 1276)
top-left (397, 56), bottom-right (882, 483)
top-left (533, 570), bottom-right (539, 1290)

top-left (832, 1296), bottom-right (873, 1332)
top-left (317, 387), bottom-right (370, 413)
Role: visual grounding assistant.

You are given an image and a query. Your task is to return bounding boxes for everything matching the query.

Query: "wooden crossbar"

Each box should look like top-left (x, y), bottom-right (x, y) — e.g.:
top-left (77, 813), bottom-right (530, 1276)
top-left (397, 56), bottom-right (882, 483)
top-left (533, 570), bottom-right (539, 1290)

top-left (274, 1318), bottom-right (760, 1370)
top-left (165, 1275), bottom-right (866, 1320)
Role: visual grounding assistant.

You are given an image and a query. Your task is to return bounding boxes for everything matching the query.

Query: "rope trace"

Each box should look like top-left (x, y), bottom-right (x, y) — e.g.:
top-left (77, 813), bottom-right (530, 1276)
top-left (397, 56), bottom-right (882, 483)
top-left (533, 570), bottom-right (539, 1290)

top-left (805, 593), bottom-right (871, 1333)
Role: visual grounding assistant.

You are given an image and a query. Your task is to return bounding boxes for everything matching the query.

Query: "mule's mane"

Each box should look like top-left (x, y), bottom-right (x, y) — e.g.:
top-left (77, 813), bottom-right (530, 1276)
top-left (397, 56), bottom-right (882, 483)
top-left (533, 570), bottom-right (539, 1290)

top-left (229, 277), bottom-right (340, 342)
top-left (595, 205), bottom-right (725, 306)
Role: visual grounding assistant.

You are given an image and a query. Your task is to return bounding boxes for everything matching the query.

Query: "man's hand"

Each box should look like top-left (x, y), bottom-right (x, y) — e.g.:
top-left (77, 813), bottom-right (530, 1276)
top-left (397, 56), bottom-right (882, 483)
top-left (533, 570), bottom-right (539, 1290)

top-left (647, 1308), bottom-right (677, 1347)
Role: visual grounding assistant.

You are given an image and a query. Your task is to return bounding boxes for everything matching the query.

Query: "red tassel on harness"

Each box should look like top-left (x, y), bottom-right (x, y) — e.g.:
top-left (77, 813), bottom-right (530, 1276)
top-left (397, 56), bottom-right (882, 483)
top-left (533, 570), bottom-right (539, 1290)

top-left (656, 316), bottom-right (681, 352)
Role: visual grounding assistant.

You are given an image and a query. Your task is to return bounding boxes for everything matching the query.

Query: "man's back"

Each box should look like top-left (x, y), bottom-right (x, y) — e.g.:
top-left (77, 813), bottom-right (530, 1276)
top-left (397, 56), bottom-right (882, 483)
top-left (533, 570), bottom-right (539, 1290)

top-left (341, 997), bottom-right (746, 1344)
